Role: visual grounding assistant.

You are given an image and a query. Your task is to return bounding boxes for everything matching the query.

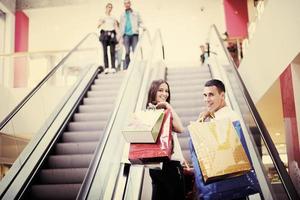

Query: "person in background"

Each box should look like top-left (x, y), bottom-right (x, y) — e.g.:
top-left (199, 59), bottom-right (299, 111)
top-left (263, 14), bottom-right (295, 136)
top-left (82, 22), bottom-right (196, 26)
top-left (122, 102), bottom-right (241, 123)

top-left (115, 21), bottom-right (124, 71)
top-left (146, 79), bottom-right (186, 200)
top-left (119, 0), bottom-right (146, 70)
top-left (200, 45), bottom-right (206, 64)
top-left (98, 3), bottom-right (118, 74)
top-left (200, 43), bottom-right (210, 65)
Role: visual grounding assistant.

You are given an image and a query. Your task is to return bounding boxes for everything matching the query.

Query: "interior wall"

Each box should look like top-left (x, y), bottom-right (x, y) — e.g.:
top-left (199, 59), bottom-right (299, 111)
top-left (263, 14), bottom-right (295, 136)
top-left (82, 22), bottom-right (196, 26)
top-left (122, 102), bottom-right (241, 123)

top-left (0, 2), bottom-right (15, 87)
top-left (14, 11), bottom-right (29, 87)
top-left (238, 0), bottom-right (300, 103)
top-left (223, 0), bottom-right (249, 38)
top-left (24, 0), bottom-right (225, 66)
top-left (256, 79), bottom-right (286, 146)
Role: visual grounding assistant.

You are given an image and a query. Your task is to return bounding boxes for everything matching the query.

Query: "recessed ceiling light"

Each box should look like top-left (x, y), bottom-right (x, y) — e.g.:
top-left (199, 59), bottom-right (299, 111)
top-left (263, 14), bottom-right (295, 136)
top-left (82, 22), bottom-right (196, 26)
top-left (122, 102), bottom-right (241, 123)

top-left (275, 132), bottom-right (281, 136)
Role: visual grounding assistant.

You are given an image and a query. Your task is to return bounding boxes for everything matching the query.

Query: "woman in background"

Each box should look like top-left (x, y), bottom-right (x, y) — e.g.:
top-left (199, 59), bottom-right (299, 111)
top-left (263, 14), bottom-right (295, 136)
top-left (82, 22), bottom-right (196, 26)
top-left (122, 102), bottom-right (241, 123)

top-left (98, 3), bottom-right (118, 74)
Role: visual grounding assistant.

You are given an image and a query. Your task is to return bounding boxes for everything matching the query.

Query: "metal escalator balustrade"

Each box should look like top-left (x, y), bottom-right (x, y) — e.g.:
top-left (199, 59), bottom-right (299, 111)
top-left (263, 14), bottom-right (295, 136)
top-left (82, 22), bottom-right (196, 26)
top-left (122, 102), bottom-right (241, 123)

top-left (24, 72), bottom-right (125, 199)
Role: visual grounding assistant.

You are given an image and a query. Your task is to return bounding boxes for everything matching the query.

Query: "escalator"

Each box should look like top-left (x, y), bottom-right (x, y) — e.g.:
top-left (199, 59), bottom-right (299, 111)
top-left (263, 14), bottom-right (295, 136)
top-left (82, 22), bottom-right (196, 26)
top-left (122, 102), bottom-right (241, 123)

top-left (21, 72), bottom-right (125, 199)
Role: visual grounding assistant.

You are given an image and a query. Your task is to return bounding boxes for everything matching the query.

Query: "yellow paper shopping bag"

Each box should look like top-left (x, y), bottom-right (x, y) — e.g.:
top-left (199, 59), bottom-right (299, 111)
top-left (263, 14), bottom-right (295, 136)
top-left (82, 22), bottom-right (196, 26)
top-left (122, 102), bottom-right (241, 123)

top-left (188, 118), bottom-right (251, 183)
top-left (122, 109), bottom-right (165, 143)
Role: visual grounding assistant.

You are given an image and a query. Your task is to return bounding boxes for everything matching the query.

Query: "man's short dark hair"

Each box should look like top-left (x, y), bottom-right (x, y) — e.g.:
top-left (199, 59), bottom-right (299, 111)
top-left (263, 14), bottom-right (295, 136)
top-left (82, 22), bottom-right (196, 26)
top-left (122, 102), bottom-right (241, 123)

top-left (204, 79), bottom-right (225, 93)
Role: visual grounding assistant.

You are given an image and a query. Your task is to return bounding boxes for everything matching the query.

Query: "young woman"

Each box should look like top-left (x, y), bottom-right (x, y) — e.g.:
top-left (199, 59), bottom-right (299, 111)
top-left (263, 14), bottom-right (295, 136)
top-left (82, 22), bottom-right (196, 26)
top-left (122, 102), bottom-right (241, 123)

top-left (97, 3), bottom-right (118, 74)
top-left (146, 79), bottom-right (186, 200)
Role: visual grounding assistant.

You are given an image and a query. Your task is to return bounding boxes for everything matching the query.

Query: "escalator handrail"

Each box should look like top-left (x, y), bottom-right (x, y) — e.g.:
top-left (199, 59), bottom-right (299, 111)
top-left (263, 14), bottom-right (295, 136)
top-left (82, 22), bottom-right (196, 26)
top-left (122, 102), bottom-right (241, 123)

top-left (122, 29), bottom-right (166, 200)
top-left (0, 32), bottom-right (98, 131)
top-left (210, 24), bottom-right (299, 199)
top-left (77, 30), bottom-right (152, 200)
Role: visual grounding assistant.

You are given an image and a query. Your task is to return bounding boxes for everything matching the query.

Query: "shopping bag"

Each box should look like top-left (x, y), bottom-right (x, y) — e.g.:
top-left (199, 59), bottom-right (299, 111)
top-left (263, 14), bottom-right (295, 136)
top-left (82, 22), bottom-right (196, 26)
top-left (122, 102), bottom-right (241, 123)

top-left (128, 109), bottom-right (173, 164)
top-left (190, 141), bottom-right (261, 200)
top-left (189, 120), bottom-right (261, 200)
top-left (188, 118), bottom-right (251, 183)
top-left (122, 109), bottom-right (164, 143)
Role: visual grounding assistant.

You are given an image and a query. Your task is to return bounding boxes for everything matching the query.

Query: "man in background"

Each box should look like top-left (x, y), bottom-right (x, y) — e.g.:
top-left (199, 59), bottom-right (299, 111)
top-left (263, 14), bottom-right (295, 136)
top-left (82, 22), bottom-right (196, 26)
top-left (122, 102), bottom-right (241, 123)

top-left (119, 0), bottom-right (146, 69)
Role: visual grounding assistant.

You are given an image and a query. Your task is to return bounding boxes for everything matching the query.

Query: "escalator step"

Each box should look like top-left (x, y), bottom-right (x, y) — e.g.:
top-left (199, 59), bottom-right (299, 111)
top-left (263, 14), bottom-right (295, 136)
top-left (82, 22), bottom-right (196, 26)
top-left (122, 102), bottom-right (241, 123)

top-left (167, 73), bottom-right (211, 81)
top-left (176, 107), bottom-right (200, 118)
top-left (172, 92), bottom-right (202, 100)
top-left (78, 104), bottom-right (113, 113)
top-left (30, 183), bottom-right (81, 200)
top-left (97, 72), bottom-right (124, 79)
top-left (67, 121), bottom-right (106, 132)
top-left (73, 112), bottom-right (109, 122)
top-left (179, 116), bottom-right (201, 127)
top-left (87, 90), bottom-right (118, 98)
top-left (47, 154), bottom-right (93, 168)
top-left (61, 131), bottom-right (103, 143)
top-left (167, 67), bottom-right (209, 74)
top-left (169, 84), bottom-right (204, 93)
top-left (83, 97), bottom-right (115, 105)
top-left (38, 168), bottom-right (87, 184)
top-left (55, 142), bottom-right (98, 155)
top-left (171, 99), bottom-right (204, 109)
top-left (91, 83), bottom-right (121, 91)
top-left (168, 78), bottom-right (207, 87)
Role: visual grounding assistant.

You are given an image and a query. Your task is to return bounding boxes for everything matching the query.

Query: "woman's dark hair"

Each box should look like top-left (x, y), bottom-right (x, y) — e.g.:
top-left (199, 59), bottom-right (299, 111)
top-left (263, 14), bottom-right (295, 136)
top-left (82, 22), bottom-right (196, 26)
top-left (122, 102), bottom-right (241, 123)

top-left (204, 79), bottom-right (225, 93)
top-left (106, 3), bottom-right (113, 8)
top-left (146, 79), bottom-right (170, 108)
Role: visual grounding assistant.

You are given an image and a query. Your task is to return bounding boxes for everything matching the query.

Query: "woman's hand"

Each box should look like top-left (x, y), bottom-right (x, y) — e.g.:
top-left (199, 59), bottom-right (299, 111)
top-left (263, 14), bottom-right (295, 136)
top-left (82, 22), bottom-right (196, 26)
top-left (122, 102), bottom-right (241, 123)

top-left (156, 102), bottom-right (171, 110)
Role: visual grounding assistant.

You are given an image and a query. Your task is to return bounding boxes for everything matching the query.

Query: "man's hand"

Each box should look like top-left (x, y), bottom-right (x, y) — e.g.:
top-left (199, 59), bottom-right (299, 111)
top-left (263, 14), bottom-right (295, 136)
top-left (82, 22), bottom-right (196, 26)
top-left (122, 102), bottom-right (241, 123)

top-left (197, 110), bottom-right (214, 122)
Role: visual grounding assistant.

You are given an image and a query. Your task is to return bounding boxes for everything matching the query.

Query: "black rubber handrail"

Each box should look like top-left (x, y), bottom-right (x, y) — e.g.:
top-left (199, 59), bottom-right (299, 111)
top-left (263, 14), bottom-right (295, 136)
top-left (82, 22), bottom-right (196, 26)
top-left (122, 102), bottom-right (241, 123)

top-left (0, 32), bottom-right (98, 131)
top-left (211, 24), bottom-right (299, 200)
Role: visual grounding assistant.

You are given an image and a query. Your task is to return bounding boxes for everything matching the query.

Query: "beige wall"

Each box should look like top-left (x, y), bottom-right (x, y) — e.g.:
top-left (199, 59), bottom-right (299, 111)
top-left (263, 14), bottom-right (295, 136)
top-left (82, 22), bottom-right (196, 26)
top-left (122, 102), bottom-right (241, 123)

top-left (24, 0), bottom-right (225, 65)
top-left (239, 0), bottom-right (300, 103)
top-left (256, 79), bottom-right (286, 147)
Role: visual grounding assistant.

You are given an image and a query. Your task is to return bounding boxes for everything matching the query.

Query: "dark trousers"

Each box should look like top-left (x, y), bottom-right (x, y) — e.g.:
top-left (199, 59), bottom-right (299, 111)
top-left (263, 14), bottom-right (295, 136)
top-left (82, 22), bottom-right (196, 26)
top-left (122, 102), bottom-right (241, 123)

top-left (101, 41), bottom-right (116, 69)
top-left (123, 34), bottom-right (139, 69)
top-left (149, 161), bottom-right (185, 200)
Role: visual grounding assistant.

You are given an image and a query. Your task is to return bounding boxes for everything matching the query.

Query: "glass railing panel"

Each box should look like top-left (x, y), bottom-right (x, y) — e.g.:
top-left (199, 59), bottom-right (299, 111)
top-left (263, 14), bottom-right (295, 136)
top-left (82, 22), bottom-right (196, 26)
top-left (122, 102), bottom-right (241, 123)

top-left (0, 33), bottom-right (101, 181)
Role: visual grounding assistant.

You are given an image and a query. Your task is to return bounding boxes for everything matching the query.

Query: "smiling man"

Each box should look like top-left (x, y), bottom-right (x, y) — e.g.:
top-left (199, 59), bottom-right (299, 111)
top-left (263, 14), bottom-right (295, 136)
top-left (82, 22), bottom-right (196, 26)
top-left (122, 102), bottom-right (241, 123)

top-left (198, 79), bottom-right (239, 122)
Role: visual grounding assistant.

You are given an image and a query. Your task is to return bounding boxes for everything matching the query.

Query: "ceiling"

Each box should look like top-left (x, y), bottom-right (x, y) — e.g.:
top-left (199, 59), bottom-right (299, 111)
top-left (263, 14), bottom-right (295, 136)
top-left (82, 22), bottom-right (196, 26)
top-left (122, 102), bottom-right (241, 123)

top-left (16, 0), bottom-right (87, 10)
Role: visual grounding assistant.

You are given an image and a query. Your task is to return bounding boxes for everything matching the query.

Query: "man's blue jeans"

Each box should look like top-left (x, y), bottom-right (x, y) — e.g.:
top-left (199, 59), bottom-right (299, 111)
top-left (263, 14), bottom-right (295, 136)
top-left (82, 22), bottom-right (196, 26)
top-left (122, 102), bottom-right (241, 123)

top-left (123, 34), bottom-right (139, 69)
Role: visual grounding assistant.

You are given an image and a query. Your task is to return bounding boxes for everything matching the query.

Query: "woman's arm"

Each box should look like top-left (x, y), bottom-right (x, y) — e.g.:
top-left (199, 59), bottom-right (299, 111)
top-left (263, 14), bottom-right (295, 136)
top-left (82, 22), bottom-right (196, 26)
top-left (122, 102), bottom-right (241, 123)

top-left (97, 18), bottom-right (104, 29)
top-left (156, 102), bottom-right (184, 133)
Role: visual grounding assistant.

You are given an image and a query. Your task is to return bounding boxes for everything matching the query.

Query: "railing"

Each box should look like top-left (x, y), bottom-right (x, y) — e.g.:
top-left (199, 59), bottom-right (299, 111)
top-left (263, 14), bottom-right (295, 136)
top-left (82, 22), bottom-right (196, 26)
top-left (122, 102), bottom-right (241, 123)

top-left (0, 32), bottom-right (102, 195)
top-left (208, 24), bottom-right (299, 200)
